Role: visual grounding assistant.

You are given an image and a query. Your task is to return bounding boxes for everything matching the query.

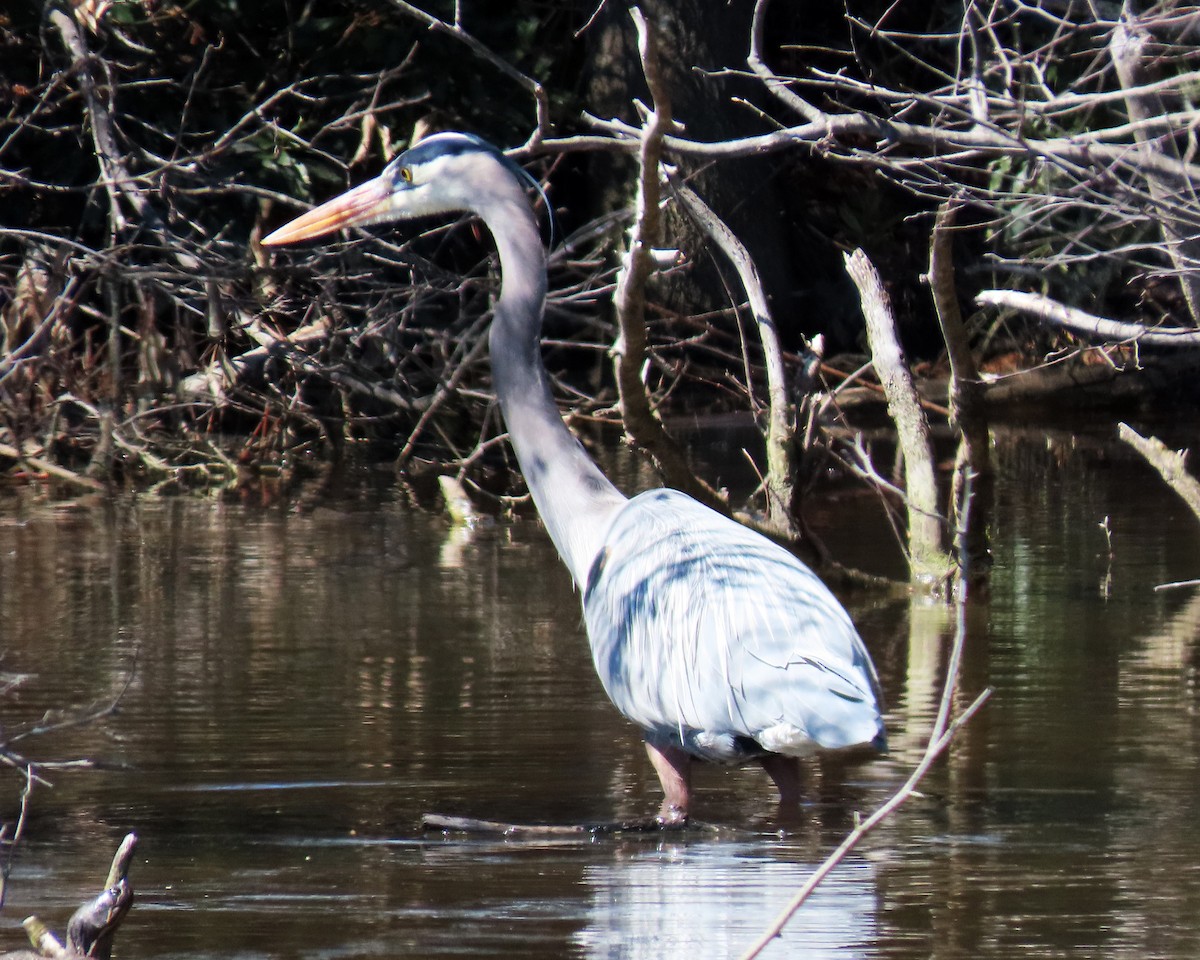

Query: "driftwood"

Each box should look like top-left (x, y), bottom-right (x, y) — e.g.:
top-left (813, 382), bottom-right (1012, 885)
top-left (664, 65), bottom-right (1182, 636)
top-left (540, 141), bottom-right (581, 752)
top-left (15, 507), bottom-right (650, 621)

top-left (3, 833), bottom-right (137, 960)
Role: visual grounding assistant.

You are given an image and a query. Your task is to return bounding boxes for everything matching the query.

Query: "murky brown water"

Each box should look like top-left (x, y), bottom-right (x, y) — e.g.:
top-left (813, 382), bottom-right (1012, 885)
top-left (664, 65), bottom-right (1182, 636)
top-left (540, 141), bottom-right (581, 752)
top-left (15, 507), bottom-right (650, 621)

top-left (0, 424), bottom-right (1197, 959)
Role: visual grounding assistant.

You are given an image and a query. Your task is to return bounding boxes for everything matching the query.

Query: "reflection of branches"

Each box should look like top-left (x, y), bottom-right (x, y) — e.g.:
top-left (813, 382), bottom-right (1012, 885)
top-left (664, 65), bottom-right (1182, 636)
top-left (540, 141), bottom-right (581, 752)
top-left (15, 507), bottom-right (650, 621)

top-left (0, 660), bottom-right (137, 908)
top-left (738, 598), bottom-right (991, 960)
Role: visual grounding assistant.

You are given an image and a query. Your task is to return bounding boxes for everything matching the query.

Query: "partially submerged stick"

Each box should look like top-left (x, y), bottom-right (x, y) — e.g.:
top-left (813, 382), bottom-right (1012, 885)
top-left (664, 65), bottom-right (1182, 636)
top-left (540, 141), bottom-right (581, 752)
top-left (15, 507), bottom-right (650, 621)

top-left (1118, 424), bottom-right (1200, 526)
top-left (12, 833), bottom-right (137, 960)
top-left (421, 813), bottom-right (720, 837)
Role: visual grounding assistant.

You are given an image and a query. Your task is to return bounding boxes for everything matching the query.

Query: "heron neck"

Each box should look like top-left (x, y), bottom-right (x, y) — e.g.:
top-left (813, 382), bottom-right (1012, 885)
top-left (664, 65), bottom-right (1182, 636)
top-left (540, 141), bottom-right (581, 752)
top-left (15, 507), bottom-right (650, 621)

top-left (482, 197), bottom-right (625, 586)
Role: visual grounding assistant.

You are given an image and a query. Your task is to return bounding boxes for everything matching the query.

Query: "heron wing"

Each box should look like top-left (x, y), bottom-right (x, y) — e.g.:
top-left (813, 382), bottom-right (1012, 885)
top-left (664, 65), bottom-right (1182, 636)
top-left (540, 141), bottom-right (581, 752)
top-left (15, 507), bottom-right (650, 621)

top-left (582, 489), bottom-right (883, 761)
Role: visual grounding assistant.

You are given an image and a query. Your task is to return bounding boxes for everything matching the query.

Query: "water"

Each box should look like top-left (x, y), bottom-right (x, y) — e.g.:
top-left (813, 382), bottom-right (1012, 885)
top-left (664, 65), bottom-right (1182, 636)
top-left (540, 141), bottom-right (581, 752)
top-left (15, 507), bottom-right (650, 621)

top-left (0, 424), bottom-right (1197, 959)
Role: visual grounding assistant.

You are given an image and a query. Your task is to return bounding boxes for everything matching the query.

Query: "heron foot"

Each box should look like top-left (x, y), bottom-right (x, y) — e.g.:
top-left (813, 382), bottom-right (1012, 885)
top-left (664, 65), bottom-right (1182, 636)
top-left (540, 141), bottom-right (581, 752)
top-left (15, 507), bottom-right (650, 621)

top-left (645, 741), bottom-right (692, 824)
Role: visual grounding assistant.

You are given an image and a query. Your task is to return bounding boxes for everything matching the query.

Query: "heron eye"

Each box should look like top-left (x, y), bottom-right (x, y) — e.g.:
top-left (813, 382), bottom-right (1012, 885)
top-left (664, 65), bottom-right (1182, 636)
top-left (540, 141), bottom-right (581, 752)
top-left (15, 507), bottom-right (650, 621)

top-left (399, 167), bottom-right (413, 183)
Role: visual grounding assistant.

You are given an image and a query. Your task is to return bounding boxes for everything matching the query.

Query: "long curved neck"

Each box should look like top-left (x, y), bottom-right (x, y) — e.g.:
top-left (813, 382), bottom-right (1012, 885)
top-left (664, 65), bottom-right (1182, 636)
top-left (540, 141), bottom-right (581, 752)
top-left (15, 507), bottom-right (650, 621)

top-left (479, 189), bottom-right (625, 586)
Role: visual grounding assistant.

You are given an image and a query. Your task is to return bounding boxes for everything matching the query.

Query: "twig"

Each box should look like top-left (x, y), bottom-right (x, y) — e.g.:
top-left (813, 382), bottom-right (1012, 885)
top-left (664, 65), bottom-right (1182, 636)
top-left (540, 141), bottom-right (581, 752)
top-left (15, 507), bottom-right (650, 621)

top-left (384, 0), bottom-right (550, 148)
top-left (0, 764), bottom-right (36, 911)
top-left (1154, 579), bottom-right (1200, 592)
top-left (421, 813), bottom-right (718, 836)
top-left (6, 671), bottom-right (135, 748)
top-left (47, 9), bottom-right (141, 232)
top-left (566, 98), bottom-right (1200, 187)
top-left (396, 313), bottom-right (491, 467)
top-left (747, 0), bottom-right (824, 124)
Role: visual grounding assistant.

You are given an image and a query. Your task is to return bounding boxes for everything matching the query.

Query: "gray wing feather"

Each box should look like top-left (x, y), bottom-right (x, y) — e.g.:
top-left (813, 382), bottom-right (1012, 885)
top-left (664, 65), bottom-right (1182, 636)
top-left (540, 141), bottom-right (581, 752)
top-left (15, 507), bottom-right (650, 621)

top-left (583, 489), bottom-right (884, 761)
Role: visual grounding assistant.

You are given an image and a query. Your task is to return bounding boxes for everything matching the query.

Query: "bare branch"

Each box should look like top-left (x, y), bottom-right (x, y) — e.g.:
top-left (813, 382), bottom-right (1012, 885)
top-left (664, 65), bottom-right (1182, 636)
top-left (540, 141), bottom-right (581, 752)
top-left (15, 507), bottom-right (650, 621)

top-left (611, 8), bottom-right (727, 513)
top-left (748, 0), bottom-right (823, 123)
top-left (929, 203), bottom-right (992, 593)
top-left (384, 0), bottom-right (550, 148)
top-left (976, 290), bottom-right (1200, 347)
top-left (1118, 423), bottom-right (1200, 527)
top-left (1110, 3), bottom-right (1200, 323)
top-left (668, 172), bottom-right (798, 536)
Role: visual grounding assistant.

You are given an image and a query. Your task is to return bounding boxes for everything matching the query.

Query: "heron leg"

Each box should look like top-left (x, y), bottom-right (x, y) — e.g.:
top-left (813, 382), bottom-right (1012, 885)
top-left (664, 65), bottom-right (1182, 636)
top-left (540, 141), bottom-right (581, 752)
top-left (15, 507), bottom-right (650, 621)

top-left (645, 741), bottom-right (691, 825)
top-left (758, 754), bottom-right (802, 807)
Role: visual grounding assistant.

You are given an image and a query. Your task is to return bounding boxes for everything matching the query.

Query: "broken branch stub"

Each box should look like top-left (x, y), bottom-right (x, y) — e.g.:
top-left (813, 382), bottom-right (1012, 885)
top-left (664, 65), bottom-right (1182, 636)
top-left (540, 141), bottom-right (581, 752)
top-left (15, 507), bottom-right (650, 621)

top-left (844, 248), bottom-right (952, 587)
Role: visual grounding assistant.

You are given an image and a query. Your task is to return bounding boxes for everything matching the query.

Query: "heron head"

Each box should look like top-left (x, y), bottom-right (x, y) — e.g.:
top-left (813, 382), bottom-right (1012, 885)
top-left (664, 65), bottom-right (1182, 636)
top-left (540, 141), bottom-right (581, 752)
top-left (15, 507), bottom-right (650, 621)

top-left (261, 132), bottom-right (532, 247)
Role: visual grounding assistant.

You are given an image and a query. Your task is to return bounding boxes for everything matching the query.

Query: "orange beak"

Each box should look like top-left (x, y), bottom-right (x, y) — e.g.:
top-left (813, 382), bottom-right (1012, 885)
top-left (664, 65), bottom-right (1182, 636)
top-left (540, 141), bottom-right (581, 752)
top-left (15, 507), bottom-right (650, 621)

top-left (261, 175), bottom-right (393, 247)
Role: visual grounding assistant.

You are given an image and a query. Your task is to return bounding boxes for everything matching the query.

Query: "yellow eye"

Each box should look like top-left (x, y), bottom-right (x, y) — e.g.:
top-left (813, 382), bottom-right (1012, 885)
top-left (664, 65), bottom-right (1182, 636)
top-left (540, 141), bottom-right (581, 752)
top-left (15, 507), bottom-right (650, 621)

top-left (399, 167), bottom-right (413, 183)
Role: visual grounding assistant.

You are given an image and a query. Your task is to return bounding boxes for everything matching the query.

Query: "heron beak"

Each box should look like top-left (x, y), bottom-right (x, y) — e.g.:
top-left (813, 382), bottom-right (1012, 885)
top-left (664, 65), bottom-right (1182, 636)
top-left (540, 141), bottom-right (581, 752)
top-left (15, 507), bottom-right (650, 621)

top-left (261, 175), bottom-right (393, 247)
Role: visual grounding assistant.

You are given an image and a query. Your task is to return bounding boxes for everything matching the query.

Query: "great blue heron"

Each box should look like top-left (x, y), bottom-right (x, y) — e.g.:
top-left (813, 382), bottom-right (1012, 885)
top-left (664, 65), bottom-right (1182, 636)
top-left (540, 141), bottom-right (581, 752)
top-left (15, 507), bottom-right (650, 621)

top-left (262, 132), bottom-right (886, 823)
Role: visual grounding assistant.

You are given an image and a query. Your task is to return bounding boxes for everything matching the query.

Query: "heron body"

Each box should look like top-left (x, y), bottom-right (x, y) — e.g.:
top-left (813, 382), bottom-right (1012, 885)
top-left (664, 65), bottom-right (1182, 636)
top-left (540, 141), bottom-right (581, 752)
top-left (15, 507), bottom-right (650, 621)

top-left (263, 132), bottom-right (886, 822)
top-left (586, 488), bottom-right (883, 762)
